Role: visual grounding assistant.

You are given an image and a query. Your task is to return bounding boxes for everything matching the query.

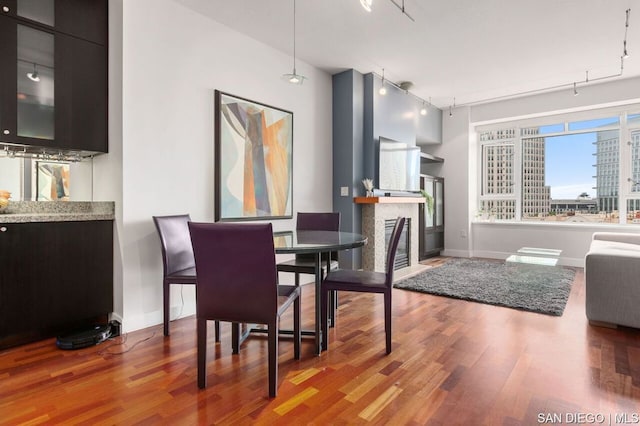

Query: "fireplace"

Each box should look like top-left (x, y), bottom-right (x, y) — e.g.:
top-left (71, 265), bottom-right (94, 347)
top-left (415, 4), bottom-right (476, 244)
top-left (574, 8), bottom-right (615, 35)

top-left (357, 197), bottom-right (424, 274)
top-left (385, 218), bottom-right (410, 270)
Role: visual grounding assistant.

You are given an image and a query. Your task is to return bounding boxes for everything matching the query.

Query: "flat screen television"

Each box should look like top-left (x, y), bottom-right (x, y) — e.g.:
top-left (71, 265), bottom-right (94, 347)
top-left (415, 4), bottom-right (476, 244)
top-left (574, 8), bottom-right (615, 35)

top-left (378, 137), bottom-right (420, 193)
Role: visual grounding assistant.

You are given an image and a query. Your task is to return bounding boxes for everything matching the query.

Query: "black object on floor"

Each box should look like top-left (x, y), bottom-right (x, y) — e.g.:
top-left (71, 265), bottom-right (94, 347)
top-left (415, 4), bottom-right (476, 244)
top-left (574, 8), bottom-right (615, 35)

top-left (56, 324), bottom-right (112, 350)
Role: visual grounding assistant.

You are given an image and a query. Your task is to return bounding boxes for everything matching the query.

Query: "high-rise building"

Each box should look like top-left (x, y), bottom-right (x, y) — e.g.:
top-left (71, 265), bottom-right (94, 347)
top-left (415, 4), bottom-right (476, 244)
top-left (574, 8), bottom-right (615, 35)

top-left (521, 131), bottom-right (550, 218)
top-left (594, 130), bottom-right (619, 212)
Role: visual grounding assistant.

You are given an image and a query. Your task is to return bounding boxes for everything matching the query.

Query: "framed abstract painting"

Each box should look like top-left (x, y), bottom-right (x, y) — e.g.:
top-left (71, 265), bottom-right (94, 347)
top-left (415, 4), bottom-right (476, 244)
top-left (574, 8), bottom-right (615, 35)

top-left (215, 90), bottom-right (293, 221)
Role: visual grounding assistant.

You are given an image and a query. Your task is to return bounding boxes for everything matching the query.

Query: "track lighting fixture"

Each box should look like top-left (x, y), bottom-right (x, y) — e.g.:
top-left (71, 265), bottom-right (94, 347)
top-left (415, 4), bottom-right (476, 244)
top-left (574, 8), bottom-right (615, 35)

top-left (623, 9), bottom-right (631, 59)
top-left (27, 62), bottom-right (40, 82)
top-left (374, 70), bottom-right (431, 118)
top-left (358, 0), bottom-right (413, 21)
top-left (444, 9), bottom-right (631, 109)
top-left (379, 68), bottom-right (387, 95)
top-left (389, 0), bottom-right (414, 22)
top-left (360, 0), bottom-right (372, 12)
top-left (282, 0), bottom-right (306, 85)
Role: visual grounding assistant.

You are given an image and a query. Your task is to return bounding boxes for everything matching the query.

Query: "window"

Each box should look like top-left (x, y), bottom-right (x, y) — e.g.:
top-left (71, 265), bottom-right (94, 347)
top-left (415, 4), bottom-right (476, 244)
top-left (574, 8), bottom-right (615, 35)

top-left (477, 109), bottom-right (640, 224)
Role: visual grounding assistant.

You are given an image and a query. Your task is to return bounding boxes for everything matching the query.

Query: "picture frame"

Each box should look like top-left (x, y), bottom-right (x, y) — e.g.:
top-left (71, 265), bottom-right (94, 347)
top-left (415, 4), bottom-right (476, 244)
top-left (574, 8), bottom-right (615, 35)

top-left (35, 161), bottom-right (70, 201)
top-left (215, 90), bottom-right (293, 221)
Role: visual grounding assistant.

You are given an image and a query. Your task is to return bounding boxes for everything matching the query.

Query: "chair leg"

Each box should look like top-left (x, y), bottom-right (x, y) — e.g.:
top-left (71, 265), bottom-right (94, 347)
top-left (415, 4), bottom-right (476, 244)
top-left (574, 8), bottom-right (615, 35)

top-left (163, 280), bottom-right (170, 336)
top-left (294, 296), bottom-right (301, 360)
top-left (197, 318), bottom-right (207, 388)
top-left (329, 290), bottom-right (337, 328)
top-left (384, 291), bottom-right (392, 355)
top-left (214, 320), bottom-right (220, 343)
top-left (232, 322), bottom-right (240, 354)
top-left (268, 320), bottom-right (278, 398)
top-left (320, 287), bottom-right (329, 351)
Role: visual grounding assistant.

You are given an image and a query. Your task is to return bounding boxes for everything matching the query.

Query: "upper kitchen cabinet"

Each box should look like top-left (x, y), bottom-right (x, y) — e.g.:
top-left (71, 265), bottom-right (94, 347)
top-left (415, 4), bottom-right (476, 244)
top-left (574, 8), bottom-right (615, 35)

top-left (1, 0), bottom-right (105, 44)
top-left (0, 0), bottom-right (107, 154)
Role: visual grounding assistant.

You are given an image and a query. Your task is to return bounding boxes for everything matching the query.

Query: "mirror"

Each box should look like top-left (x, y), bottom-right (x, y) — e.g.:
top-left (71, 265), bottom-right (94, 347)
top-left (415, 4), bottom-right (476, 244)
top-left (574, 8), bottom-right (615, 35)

top-left (0, 156), bottom-right (94, 201)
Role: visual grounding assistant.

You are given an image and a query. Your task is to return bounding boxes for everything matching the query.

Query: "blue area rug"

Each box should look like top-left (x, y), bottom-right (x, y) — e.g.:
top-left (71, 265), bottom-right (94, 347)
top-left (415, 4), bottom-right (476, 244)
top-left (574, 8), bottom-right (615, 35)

top-left (394, 258), bottom-right (575, 316)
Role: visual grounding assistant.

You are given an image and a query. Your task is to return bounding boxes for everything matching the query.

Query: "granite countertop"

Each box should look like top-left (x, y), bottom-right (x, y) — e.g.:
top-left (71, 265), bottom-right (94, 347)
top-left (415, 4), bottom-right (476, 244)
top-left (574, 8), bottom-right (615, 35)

top-left (0, 201), bottom-right (115, 223)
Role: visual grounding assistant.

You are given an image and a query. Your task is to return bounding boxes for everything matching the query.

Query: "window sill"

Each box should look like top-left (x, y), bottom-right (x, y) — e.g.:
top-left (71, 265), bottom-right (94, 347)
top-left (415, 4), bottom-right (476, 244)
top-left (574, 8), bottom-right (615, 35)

top-left (471, 219), bottom-right (640, 231)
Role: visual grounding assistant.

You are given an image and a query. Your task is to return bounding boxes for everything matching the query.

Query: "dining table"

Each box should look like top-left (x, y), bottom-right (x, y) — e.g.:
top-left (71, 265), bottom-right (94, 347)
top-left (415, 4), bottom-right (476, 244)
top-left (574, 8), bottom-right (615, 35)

top-left (271, 229), bottom-right (368, 355)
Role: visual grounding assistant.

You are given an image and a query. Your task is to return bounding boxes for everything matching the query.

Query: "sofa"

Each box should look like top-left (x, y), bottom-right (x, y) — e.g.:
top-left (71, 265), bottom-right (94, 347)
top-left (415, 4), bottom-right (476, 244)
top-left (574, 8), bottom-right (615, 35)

top-left (585, 232), bottom-right (640, 329)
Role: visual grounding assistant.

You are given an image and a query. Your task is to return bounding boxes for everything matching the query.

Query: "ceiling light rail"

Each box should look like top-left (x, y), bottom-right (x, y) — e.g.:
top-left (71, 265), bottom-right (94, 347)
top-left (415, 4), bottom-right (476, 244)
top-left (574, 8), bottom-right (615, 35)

top-left (447, 8), bottom-right (631, 114)
top-left (373, 70), bottom-right (431, 116)
top-left (389, 0), bottom-right (414, 22)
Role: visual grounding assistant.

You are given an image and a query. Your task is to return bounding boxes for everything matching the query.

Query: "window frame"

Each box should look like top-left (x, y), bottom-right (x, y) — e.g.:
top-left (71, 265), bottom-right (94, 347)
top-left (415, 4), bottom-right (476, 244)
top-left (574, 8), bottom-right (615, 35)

top-left (475, 105), bottom-right (640, 225)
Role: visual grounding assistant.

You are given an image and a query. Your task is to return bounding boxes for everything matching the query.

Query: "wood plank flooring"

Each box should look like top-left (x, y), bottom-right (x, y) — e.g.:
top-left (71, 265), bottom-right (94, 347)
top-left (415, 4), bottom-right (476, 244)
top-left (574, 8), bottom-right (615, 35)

top-left (2, 257), bottom-right (640, 425)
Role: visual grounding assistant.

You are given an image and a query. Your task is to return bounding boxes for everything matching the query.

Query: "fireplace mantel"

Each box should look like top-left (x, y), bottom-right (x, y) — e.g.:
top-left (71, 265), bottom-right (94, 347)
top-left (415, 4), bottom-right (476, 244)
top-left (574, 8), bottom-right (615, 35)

top-left (354, 196), bottom-right (425, 205)
top-left (355, 197), bottom-right (428, 278)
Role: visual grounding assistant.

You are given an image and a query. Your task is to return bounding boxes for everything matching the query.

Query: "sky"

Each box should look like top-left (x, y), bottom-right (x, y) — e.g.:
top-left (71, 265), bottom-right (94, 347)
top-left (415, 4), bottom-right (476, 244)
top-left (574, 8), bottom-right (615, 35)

top-left (540, 118), bottom-right (619, 200)
top-left (544, 132), bottom-right (598, 199)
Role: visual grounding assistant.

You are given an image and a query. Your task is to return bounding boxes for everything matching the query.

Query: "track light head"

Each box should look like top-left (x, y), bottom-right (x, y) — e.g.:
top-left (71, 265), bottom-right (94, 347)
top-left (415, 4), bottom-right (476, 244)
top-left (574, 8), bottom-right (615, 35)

top-left (360, 0), bottom-right (372, 12)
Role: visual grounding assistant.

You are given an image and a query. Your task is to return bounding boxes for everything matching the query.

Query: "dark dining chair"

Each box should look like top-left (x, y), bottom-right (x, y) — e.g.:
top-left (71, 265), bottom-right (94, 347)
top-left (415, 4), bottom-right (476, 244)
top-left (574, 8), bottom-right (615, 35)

top-left (320, 216), bottom-right (405, 354)
top-left (277, 212), bottom-right (341, 285)
top-left (189, 222), bottom-right (301, 398)
top-left (152, 214), bottom-right (219, 339)
top-left (277, 212), bottom-right (340, 323)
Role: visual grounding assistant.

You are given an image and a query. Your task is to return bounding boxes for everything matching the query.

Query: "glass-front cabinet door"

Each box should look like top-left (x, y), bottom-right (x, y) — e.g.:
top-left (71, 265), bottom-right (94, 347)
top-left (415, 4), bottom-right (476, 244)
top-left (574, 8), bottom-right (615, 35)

top-left (0, 6), bottom-right (55, 146)
top-left (17, 0), bottom-right (54, 26)
top-left (419, 175), bottom-right (445, 259)
top-left (0, 0), bottom-right (54, 25)
top-left (0, 15), bottom-right (14, 142)
top-left (17, 24), bottom-right (54, 140)
top-left (0, 0), bottom-right (107, 153)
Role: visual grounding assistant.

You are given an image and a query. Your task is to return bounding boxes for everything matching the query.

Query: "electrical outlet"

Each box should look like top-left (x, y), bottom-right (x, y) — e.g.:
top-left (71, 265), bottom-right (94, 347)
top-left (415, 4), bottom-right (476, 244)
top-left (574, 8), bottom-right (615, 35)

top-left (340, 186), bottom-right (349, 196)
top-left (460, 229), bottom-right (467, 238)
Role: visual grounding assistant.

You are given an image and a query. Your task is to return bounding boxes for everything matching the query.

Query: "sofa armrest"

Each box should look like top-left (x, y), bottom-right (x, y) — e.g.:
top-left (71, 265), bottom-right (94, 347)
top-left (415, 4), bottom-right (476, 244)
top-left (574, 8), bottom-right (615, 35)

top-left (592, 232), bottom-right (640, 245)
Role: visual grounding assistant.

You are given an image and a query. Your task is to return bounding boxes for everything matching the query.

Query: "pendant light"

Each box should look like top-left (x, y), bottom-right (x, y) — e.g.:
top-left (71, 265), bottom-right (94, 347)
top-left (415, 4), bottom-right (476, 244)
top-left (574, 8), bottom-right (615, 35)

top-left (27, 62), bottom-right (40, 82)
top-left (283, 0), bottom-right (306, 85)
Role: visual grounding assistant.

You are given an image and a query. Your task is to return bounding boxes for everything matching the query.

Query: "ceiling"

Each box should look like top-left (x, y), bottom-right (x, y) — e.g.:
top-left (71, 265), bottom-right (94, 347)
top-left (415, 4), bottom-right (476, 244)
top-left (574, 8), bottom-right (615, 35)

top-left (175, 0), bottom-right (638, 109)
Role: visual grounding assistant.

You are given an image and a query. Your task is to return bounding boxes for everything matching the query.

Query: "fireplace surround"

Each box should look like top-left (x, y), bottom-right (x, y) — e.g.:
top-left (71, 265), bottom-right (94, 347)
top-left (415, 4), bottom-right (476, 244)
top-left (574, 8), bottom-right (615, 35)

top-left (355, 196), bottom-right (424, 274)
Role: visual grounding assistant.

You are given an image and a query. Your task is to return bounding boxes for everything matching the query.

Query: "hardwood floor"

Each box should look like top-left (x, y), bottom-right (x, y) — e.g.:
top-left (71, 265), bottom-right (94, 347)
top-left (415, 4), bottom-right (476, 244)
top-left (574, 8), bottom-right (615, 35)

top-left (2, 257), bottom-right (640, 425)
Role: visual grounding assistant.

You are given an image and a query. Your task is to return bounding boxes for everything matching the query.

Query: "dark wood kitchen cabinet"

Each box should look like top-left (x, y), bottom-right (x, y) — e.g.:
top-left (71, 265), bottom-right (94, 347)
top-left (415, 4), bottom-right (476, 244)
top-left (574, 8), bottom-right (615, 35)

top-left (0, 220), bottom-right (113, 349)
top-left (0, 0), bottom-right (107, 153)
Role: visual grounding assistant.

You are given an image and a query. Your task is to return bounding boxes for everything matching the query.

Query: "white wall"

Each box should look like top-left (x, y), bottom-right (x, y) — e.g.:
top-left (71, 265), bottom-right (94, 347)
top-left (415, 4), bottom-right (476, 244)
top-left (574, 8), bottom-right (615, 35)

top-left (441, 76), bottom-right (640, 267)
top-left (0, 158), bottom-right (22, 198)
top-left (101, 0), bottom-right (333, 332)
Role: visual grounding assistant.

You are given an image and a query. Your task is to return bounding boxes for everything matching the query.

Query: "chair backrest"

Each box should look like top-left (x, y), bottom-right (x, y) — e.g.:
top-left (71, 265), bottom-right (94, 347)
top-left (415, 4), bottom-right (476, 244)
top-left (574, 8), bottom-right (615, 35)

top-left (296, 212), bottom-right (340, 261)
top-left (296, 212), bottom-right (340, 232)
top-left (385, 216), bottom-right (406, 287)
top-left (189, 222), bottom-right (278, 324)
top-left (153, 214), bottom-right (195, 276)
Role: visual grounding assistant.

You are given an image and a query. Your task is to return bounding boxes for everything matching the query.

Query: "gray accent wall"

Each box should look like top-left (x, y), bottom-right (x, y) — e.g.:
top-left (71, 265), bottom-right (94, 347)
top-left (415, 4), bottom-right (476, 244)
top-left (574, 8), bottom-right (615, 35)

top-left (332, 69), bottom-right (364, 269)
top-left (333, 69), bottom-right (443, 269)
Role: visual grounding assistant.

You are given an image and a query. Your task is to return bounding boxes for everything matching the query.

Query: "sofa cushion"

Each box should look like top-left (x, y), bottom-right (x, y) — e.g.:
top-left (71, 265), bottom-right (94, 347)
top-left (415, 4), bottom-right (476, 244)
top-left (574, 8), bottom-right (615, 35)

top-left (588, 239), bottom-right (640, 258)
